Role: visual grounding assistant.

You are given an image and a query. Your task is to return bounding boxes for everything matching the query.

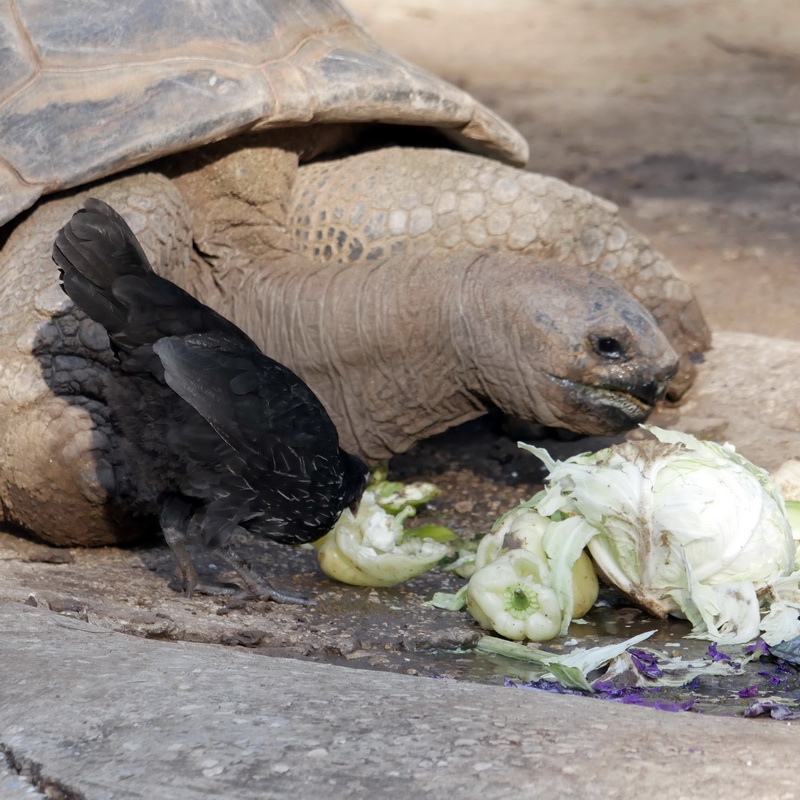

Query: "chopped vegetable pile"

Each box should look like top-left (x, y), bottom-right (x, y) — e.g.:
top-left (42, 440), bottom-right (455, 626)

top-left (520, 426), bottom-right (800, 645)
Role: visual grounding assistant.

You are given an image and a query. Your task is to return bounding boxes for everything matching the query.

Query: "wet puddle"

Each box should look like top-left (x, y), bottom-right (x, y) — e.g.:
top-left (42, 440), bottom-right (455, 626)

top-left (297, 584), bottom-right (800, 718)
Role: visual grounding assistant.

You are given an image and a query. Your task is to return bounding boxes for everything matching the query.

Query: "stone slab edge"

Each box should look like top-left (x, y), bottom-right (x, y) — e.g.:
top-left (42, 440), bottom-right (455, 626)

top-left (0, 601), bottom-right (796, 799)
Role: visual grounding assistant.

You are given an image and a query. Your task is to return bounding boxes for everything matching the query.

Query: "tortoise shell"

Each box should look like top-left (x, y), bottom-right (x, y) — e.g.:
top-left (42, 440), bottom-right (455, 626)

top-left (0, 0), bottom-right (527, 226)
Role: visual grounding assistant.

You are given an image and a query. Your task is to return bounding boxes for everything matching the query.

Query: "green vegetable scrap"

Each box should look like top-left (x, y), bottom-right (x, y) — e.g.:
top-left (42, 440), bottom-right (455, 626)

top-left (479, 633), bottom-right (748, 697)
top-left (315, 491), bottom-right (449, 587)
top-left (370, 478), bottom-right (440, 514)
top-left (427, 584), bottom-right (469, 611)
top-left (783, 499), bottom-right (800, 565)
top-left (439, 541), bottom-right (479, 579)
top-left (477, 630), bottom-right (657, 690)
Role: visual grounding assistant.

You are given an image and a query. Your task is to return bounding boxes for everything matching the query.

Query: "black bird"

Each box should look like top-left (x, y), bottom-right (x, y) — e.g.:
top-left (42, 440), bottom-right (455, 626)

top-left (53, 198), bottom-right (369, 604)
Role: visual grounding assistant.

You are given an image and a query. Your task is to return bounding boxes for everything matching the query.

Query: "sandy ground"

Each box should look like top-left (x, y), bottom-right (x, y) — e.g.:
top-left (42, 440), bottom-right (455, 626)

top-left (349, 0), bottom-right (800, 339)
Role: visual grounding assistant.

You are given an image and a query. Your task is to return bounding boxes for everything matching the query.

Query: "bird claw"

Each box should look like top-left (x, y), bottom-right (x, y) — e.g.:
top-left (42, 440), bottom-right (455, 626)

top-left (209, 546), bottom-right (317, 606)
top-left (164, 540), bottom-right (316, 605)
top-left (249, 585), bottom-right (317, 606)
top-left (168, 575), bottom-right (240, 597)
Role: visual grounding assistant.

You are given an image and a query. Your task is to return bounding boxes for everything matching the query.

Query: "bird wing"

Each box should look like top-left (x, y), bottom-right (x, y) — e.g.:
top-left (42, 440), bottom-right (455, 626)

top-left (152, 331), bottom-right (342, 478)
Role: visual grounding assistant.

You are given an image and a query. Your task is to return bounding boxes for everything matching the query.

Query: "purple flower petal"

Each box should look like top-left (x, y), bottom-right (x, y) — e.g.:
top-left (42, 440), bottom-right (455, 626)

top-left (744, 638), bottom-right (769, 656)
top-left (504, 678), bottom-right (696, 712)
top-left (609, 692), bottom-right (696, 712)
top-left (706, 643), bottom-right (741, 669)
top-left (737, 685), bottom-right (760, 698)
top-left (504, 678), bottom-right (585, 696)
top-left (629, 649), bottom-right (665, 679)
top-left (587, 684), bottom-right (696, 712)
top-left (771, 706), bottom-right (800, 721)
top-left (708, 642), bottom-right (725, 661)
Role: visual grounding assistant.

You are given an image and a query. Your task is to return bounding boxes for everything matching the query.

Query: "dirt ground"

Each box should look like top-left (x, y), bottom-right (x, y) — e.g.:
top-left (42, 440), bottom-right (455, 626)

top-left (4, 0), bottom-right (800, 716)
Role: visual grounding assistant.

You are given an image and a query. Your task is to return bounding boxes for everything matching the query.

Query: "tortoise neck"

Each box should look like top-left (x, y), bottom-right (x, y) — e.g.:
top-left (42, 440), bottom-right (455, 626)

top-left (189, 251), bottom-right (487, 461)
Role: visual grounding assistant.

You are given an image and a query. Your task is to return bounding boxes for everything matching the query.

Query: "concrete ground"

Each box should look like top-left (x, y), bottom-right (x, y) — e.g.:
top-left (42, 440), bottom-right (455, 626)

top-left (2, 602), bottom-right (799, 800)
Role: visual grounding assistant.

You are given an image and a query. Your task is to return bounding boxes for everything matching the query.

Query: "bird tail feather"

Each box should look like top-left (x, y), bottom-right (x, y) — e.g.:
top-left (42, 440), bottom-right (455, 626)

top-left (53, 198), bottom-right (258, 373)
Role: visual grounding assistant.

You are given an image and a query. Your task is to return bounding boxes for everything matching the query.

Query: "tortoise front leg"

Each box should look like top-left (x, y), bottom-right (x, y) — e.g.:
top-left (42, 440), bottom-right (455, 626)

top-left (0, 171), bottom-right (196, 548)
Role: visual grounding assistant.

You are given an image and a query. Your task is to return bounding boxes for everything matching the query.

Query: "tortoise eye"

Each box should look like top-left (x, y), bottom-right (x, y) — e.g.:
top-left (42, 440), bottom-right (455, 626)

top-left (592, 335), bottom-right (625, 360)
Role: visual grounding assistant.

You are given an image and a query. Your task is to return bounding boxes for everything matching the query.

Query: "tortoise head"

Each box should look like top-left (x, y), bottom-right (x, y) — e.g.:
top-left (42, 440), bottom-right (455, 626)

top-left (462, 264), bottom-right (679, 436)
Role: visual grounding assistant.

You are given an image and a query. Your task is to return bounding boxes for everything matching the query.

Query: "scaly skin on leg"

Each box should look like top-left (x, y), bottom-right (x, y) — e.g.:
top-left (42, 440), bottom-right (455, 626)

top-left (160, 495), bottom-right (201, 595)
top-left (160, 495), bottom-right (313, 604)
top-left (0, 173), bottom-right (193, 544)
top-left (290, 147), bottom-right (710, 394)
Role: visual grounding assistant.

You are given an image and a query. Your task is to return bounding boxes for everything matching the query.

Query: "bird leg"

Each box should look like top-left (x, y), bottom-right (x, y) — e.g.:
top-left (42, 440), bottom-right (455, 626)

top-left (160, 496), bottom-right (238, 597)
top-left (212, 546), bottom-right (316, 606)
top-left (162, 497), bottom-right (311, 603)
top-left (160, 496), bottom-right (202, 596)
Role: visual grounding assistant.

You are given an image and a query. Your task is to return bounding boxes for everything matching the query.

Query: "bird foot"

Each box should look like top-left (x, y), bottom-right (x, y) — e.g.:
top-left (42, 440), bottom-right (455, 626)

top-left (244, 584), bottom-right (317, 607)
top-left (213, 546), bottom-right (317, 606)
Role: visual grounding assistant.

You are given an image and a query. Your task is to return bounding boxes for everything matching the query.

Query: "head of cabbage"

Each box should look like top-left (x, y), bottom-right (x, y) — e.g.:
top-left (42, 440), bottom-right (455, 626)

top-left (524, 426), bottom-right (797, 644)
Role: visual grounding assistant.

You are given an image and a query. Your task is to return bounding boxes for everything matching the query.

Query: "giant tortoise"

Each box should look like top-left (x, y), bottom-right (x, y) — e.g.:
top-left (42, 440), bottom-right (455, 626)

top-left (0, 0), bottom-right (709, 547)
